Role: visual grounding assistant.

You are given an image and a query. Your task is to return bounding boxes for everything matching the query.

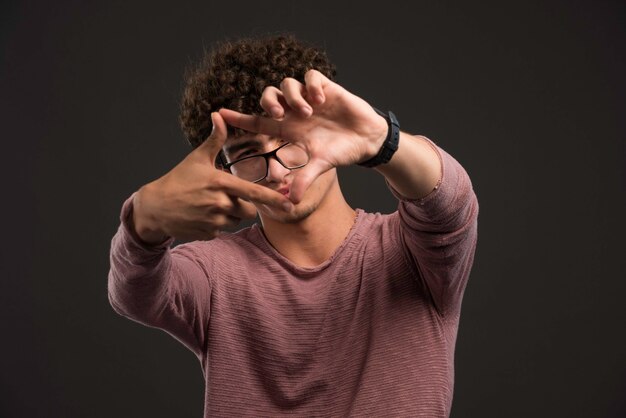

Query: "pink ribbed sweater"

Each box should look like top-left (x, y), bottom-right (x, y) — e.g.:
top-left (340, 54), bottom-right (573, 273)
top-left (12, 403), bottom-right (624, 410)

top-left (108, 143), bottom-right (478, 417)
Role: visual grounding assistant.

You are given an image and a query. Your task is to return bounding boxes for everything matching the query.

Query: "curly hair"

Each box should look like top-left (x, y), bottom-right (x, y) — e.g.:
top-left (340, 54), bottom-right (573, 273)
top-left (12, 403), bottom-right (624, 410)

top-left (180, 34), bottom-right (337, 148)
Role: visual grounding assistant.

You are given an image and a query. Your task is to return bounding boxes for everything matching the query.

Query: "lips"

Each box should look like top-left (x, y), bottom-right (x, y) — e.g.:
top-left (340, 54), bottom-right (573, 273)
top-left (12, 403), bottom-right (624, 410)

top-left (276, 186), bottom-right (290, 197)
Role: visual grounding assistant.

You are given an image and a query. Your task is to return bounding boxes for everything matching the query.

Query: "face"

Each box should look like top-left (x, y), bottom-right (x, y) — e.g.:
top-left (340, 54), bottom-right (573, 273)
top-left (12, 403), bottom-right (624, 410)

top-left (222, 134), bottom-right (338, 223)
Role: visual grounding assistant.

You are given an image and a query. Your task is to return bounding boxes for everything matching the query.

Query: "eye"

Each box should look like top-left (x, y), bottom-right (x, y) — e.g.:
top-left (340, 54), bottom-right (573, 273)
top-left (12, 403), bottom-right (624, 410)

top-left (235, 148), bottom-right (259, 160)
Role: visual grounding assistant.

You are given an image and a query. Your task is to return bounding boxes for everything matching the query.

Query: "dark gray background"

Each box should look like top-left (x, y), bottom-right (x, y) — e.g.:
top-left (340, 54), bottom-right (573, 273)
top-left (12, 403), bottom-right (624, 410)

top-left (1, 0), bottom-right (624, 417)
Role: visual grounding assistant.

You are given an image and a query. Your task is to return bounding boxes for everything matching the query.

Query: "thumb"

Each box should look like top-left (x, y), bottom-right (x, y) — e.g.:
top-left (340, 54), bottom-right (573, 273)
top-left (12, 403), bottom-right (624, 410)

top-left (288, 159), bottom-right (331, 204)
top-left (196, 112), bottom-right (228, 162)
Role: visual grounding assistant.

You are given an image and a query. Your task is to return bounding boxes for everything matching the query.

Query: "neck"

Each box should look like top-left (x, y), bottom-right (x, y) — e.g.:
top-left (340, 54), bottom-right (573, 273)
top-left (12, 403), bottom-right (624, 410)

top-left (259, 181), bottom-right (356, 268)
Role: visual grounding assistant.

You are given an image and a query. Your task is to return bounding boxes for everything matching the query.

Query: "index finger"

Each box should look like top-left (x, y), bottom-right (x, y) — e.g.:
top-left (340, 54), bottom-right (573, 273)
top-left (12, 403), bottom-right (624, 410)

top-left (214, 171), bottom-right (294, 211)
top-left (219, 108), bottom-right (282, 138)
top-left (304, 69), bottom-right (329, 105)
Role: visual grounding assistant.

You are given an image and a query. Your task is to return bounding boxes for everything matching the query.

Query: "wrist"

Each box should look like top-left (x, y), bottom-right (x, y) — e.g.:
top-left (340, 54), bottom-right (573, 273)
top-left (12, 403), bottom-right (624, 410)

top-left (132, 185), bottom-right (169, 245)
top-left (358, 109), bottom-right (400, 168)
top-left (365, 114), bottom-right (389, 159)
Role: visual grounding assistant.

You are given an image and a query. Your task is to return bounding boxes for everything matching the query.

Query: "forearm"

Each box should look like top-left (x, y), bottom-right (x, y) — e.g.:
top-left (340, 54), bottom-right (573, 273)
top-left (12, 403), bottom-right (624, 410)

top-left (374, 132), bottom-right (442, 200)
top-left (384, 141), bottom-right (479, 316)
top-left (108, 198), bottom-right (213, 356)
top-left (108, 196), bottom-right (174, 319)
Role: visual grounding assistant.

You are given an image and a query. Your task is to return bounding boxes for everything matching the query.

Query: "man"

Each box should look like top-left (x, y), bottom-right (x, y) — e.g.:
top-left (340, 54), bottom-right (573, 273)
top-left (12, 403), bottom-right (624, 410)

top-left (108, 35), bottom-right (478, 417)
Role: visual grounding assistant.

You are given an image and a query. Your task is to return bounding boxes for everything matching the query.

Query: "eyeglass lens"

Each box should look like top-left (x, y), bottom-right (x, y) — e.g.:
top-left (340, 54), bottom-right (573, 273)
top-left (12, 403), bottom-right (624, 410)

top-left (229, 143), bottom-right (309, 182)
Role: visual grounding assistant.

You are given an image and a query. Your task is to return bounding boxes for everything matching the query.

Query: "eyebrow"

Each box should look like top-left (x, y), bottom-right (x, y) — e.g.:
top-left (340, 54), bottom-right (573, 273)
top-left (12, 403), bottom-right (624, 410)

top-left (223, 138), bottom-right (262, 157)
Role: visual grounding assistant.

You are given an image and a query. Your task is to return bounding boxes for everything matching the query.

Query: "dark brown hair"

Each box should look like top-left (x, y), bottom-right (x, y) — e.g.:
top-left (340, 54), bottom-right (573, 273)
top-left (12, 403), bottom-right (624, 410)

top-left (180, 34), bottom-right (337, 148)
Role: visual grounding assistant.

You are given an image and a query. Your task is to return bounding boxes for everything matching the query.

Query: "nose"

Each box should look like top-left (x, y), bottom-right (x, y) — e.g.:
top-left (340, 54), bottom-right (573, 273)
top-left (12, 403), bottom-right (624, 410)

top-left (264, 156), bottom-right (291, 183)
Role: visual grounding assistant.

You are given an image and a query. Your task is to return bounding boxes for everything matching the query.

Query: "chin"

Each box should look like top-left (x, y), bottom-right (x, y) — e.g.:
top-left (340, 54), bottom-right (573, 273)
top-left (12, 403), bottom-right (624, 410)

top-left (259, 169), bottom-right (338, 224)
top-left (260, 199), bottom-right (318, 224)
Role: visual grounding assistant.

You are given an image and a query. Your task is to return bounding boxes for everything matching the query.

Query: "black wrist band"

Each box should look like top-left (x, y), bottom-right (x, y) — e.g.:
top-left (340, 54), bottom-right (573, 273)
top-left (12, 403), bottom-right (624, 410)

top-left (358, 108), bottom-right (400, 168)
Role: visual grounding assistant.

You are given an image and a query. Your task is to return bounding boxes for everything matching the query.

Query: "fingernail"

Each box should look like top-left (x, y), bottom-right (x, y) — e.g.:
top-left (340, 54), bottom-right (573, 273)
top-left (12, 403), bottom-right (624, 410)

top-left (315, 94), bottom-right (324, 104)
top-left (301, 106), bottom-right (312, 116)
top-left (282, 201), bottom-right (294, 212)
top-left (210, 113), bottom-right (216, 136)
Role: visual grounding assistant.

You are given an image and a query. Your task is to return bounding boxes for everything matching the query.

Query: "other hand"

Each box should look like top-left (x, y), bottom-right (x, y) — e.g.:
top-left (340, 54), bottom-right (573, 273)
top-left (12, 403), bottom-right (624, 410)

top-left (218, 69), bottom-right (388, 204)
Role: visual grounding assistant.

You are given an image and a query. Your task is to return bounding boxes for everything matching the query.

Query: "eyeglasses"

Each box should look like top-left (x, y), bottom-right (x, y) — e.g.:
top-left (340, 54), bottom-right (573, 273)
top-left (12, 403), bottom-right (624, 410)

top-left (220, 142), bottom-right (309, 183)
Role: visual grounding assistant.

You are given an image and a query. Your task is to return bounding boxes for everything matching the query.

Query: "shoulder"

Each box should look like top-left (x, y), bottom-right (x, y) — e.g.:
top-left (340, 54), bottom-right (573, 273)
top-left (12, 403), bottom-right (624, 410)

top-left (354, 209), bottom-right (402, 242)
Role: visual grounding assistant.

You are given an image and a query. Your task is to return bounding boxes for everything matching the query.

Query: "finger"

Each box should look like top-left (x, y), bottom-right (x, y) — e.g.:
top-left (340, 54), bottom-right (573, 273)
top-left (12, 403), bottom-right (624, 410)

top-left (212, 170), bottom-right (294, 211)
top-left (280, 77), bottom-right (313, 117)
top-left (288, 159), bottom-right (332, 204)
top-left (219, 108), bottom-right (282, 138)
top-left (260, 86), bottom-right (287, 119)
top-left (304, 69), bottom-right (328, 105)
top-left (207, 194), bottom-right (257, 220)
top-left (197, 112), bottom-right (228, 161)
top-left (209, 213), bottom-right (244, 229)
top-left (256, 202), bottom-right (289, 219)
top-left (228, 196), bottom-right (259, 220)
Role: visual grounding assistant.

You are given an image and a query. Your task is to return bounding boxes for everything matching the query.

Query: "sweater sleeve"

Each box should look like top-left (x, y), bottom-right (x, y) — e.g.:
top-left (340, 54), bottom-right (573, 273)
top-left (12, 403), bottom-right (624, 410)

top-left (107, 194), bottom-right (213, 362)
top-left (389, 137), bottom-right (479, 319)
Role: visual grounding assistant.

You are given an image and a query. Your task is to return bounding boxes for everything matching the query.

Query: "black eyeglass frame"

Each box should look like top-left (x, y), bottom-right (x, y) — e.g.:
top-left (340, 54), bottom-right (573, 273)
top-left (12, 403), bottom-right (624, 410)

top-left (217, 142), bottom-right (309, 183)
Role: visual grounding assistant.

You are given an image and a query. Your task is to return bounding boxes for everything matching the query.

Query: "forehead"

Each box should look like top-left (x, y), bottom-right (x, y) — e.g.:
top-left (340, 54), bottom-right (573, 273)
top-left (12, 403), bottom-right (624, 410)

top-left (223, 133), bottom-right (273, 153)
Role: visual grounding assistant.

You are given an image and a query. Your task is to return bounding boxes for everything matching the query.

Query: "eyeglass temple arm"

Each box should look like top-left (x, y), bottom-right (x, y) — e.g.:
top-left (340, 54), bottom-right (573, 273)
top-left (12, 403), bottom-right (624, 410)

top-left (216, 151), bottom-right (227, 169)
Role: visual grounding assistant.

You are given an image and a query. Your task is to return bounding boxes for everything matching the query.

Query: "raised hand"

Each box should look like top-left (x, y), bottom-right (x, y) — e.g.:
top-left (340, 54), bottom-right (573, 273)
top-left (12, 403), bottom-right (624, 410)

top-left (218, 70), bottom-right (388, 204)
top-left (132, 112), bottom-right (293, 243)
